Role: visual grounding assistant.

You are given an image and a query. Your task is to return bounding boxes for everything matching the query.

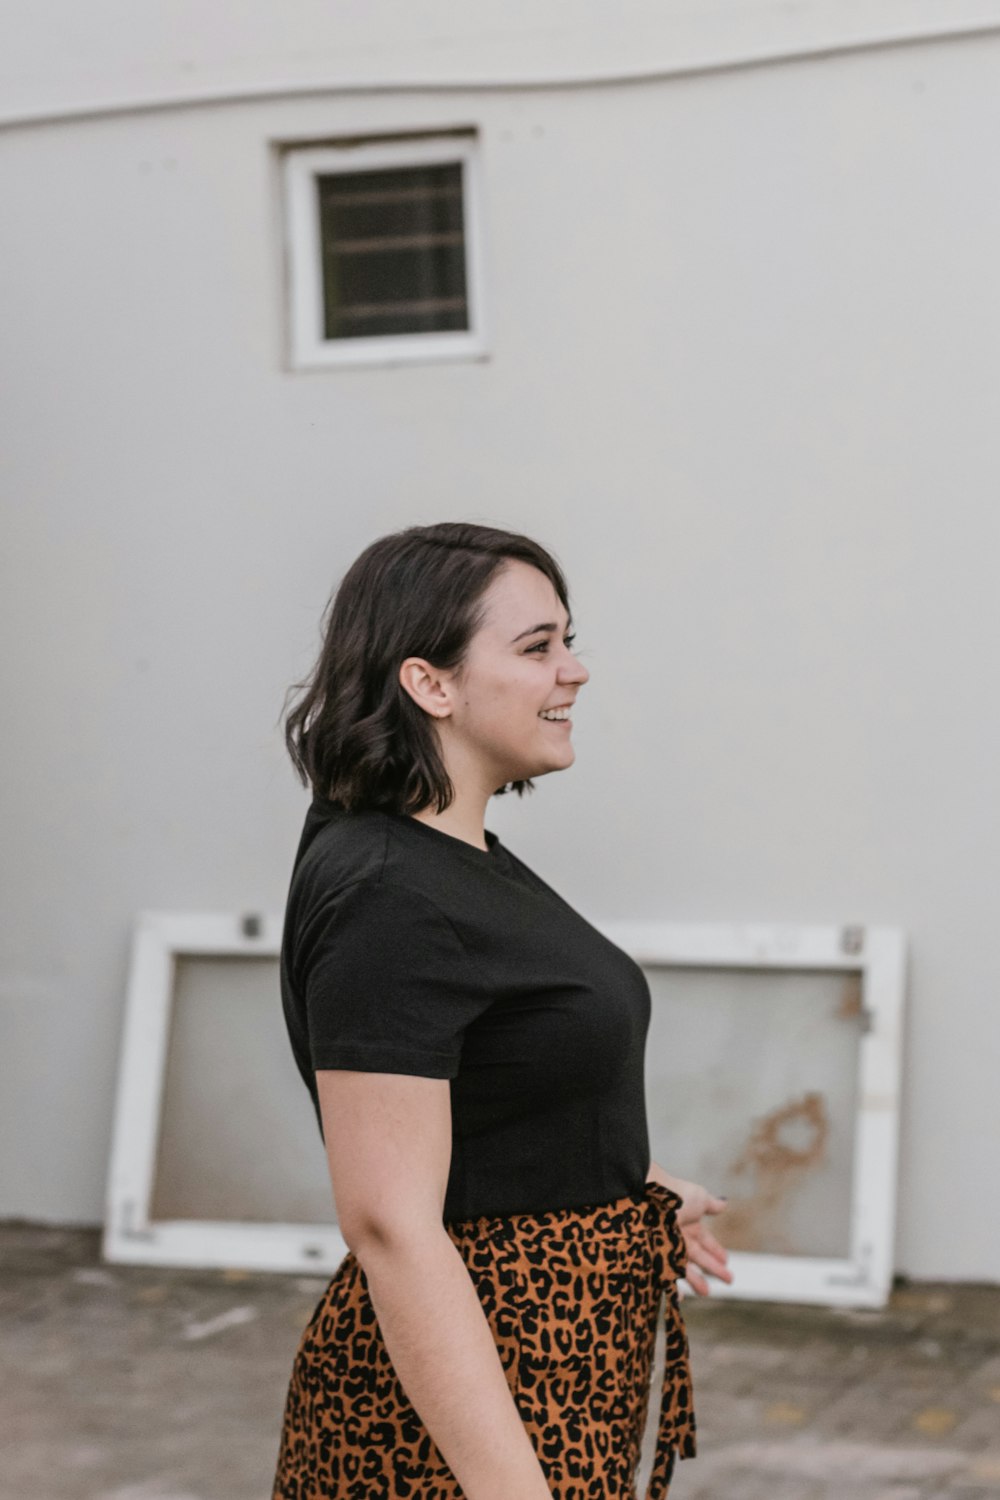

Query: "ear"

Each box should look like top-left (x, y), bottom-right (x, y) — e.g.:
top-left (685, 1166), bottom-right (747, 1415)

top-left (398, 657), bottom-right (454, 720)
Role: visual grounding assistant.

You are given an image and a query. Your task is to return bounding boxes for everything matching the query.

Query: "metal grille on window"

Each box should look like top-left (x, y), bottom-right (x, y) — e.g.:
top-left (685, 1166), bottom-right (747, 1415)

top-left (316, 162), bottom-right (469, 340)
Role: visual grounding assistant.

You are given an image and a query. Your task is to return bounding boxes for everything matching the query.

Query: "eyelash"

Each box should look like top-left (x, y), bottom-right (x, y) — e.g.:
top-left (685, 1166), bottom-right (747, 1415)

top-left (527, 634), bottom-right (577, 654)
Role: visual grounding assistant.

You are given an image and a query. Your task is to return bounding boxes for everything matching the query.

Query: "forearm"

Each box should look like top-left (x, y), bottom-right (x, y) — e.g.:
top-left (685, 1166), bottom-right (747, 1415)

top-left (353, 1225), bottom-right (551, 1500)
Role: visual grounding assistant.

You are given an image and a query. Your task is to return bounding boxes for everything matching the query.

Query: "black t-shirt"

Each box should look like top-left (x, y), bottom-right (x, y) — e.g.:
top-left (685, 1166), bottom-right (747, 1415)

top-left (280, 796), bottom-right (653, 1222)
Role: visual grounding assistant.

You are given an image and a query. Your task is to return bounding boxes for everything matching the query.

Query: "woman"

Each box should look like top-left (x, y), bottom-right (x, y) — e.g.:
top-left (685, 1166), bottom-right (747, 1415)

top-left (273, 521), bottom-right (731, 1500)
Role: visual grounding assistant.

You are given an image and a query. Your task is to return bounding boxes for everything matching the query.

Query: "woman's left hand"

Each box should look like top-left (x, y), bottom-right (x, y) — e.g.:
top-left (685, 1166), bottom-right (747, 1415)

top-left (646, 1162), bottom-right (734, 1296)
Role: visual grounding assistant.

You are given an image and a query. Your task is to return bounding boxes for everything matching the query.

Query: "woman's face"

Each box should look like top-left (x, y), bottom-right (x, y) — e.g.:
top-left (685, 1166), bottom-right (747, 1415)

top-left (437, 559), bottom-right (590, 789)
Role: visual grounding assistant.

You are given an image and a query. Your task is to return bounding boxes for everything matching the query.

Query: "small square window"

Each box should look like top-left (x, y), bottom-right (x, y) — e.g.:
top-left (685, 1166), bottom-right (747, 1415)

top-left (282, 134), bottom-right (487, 369)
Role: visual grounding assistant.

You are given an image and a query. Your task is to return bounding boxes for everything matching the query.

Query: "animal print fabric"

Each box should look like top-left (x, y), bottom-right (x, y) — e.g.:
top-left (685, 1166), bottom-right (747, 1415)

top-left (272, 1179), bottom-right (696, 1500)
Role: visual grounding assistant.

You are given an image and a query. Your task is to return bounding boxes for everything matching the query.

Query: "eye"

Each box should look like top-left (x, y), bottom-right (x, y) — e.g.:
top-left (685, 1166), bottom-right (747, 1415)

top-left (526, 634), bottom-right (577, 654)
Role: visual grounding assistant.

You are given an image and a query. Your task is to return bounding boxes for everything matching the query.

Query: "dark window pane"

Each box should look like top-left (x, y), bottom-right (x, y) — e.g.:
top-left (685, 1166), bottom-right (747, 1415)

top-left (317, 162), bottom-right (469, 341)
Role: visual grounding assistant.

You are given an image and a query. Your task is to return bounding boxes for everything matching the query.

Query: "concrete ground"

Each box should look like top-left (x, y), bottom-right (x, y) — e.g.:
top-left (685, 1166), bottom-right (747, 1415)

top-left (2, 1223), bottom-right (999, 1500)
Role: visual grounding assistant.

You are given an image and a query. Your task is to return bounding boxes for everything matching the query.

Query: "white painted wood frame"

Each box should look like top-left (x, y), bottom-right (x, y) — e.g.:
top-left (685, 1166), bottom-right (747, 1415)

top-left (595, 920), bottom-right (907, 1308)
top-left (281, 132), bottom-right (489, 371)
top-left (103, 910), bottom-right (348, 1274)
top-left (105, 911), bottom-right (905, 1302)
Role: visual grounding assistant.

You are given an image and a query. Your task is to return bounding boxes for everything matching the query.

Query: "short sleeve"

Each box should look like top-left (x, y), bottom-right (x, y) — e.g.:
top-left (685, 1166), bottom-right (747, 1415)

top-left (301, 879), bottom-right (482, 1079)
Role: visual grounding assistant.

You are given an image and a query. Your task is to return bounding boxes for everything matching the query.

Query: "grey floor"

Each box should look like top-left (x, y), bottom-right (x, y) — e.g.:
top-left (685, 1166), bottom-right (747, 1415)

top-left (3, 1223), bottom-right (999, 1500)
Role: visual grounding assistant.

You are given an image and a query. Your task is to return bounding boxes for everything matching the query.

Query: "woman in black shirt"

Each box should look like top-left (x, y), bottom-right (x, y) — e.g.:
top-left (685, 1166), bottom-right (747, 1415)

top-left (273, 521), bottom-right (731, 1500)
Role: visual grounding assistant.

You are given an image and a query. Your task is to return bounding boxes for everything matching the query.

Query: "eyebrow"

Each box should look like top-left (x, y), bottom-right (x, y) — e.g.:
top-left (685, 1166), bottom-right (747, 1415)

top-left (510, 618), bottom-right (574, 644)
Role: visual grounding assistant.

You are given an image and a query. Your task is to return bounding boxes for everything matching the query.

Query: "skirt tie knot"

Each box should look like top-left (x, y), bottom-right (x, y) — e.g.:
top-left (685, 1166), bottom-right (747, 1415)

top-left (640, 1180), bottom-right (698, 1500)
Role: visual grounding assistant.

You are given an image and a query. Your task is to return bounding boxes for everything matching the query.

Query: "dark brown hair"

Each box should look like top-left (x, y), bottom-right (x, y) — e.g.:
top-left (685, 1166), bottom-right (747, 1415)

top-left (282, 521), bottom-right (572, 814)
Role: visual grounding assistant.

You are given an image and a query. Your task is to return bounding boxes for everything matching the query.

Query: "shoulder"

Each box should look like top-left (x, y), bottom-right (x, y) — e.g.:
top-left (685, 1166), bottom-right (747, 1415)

top-left (292, 800), bottom-right (460, 890)
top-left (289, 877), bottom-right (469, 996)
top-left (292, 800), bottom-right (391, 896)
top-left (287, 807), bottom-right (464, 955)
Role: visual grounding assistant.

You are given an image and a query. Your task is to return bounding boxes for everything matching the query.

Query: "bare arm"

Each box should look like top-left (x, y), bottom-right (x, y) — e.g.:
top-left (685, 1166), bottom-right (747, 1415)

top-left (318, 1068), bottom-right (552, 1500)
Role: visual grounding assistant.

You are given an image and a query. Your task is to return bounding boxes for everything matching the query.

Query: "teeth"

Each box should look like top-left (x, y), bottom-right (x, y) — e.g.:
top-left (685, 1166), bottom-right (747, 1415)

top-left (539, 708), bottom-right (570, 720)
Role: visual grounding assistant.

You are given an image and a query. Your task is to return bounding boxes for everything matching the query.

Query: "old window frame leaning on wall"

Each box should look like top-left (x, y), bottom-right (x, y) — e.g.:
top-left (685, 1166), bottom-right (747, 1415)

top-left (104, 910), bottom-right (346, 1274)
top-left (281, 130), bottom-right (488, 370)
top-left (595, 920), bottom-right (907, 1309)
top-left (104, 912), bottom-right (905, 1303)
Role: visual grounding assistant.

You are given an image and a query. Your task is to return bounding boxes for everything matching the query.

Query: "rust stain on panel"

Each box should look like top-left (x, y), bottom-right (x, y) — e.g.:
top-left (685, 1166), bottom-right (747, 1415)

top-left (836, 973), bottom-right (864, 1022)
top-left (723, 1092), bottom-right (829, 1252)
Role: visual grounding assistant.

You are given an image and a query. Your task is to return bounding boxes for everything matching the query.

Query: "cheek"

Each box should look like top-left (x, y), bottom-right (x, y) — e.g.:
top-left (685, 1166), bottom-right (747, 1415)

top-left (487, 666), bottom-right (538, 705)
top-left (465, 661), bottom-right (546, 732)
top-left (495, 688), bottom-right (539, 725)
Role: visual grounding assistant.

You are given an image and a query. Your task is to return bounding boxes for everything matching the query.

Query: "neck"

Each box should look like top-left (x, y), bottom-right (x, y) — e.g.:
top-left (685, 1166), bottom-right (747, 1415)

top-left (410, 744), bottom-right (499, 851)
top-left (409, 791), bottom-right (491, 852)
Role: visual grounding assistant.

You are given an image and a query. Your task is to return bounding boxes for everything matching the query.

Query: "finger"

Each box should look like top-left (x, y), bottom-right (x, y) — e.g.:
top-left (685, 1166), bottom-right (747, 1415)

top-left (691, 1248), bottom-right (735, 1284)
top-left (686, 1225), bottom-right (728, 1261)
top-left (683, 1266), bottom-right (712, 1296)
top-left (686, 1231), bottom-right (733, 1277)
top-left (699, 1228), bottom-right (730, 1260)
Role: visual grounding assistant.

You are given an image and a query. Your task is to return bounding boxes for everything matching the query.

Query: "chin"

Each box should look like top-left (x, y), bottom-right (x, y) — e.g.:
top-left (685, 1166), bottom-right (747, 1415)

top-left (522, 750), bottom-right (576, 779)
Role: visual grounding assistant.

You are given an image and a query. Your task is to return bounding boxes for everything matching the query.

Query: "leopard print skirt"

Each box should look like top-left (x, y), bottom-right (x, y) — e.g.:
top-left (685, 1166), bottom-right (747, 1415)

top-left (272, 1179), bottom-right (696, 1500)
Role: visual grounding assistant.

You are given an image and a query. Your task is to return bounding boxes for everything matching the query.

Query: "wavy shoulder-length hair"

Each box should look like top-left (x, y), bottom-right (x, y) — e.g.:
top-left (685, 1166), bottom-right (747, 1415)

top-left (282, 521), bottom-right (572, 814)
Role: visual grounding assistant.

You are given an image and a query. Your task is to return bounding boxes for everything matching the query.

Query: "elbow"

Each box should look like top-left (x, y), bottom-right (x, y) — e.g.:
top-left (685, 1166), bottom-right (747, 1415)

top-left (339, 1212), bottom-right (393, 1258)
top-left (339, 1207), bottom-right (443, 1265)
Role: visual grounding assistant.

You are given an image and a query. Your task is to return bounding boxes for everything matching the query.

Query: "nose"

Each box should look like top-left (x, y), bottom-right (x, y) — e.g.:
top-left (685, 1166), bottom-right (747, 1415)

top-left (558, 642), bottom-right (589, 687)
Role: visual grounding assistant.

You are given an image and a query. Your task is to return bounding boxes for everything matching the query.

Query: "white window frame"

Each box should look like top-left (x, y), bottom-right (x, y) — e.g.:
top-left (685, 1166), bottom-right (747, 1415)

top-left (105, 912), bottom-right (905, 1303)
top-left (594, 920), bottom-right (907, 1308)
top-left (103, 910), bottom-right (347, 1274)
top-left (281, 133), bottom-right (488, 371)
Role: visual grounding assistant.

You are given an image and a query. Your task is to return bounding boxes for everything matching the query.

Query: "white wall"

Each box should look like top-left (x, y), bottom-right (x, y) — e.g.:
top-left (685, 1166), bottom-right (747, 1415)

top-left (3, 0), bottom-right (1000, 125)
top-left (2, 23), bottom-right (999, 1279)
